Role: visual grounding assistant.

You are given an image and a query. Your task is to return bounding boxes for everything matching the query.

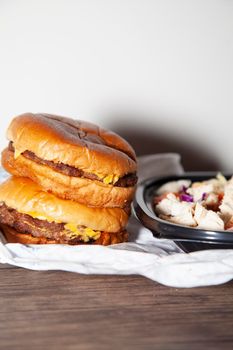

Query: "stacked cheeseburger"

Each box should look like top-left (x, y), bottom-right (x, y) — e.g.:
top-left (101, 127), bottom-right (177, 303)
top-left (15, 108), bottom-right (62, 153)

top-left (0, 113), bottom-right (137, 245)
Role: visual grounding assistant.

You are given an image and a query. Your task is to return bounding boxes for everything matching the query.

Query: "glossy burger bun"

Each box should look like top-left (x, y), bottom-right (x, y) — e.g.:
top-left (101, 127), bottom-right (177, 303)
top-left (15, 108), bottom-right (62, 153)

top-left (7, 113), bottom-right (137, 173)
top-left (0, 224), bottom-right (129, 245)
top-left (0, 177), bottom-right (129, 233)
top-left (2, 148), bottom-right (135, 208)
top-left (4, 113), bottom-right (137, 207)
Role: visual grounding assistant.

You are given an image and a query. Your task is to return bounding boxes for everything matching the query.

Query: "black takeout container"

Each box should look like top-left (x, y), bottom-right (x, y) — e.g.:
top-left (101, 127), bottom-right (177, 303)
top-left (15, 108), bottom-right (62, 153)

top-left (133, 172), bottom-right (233, 252)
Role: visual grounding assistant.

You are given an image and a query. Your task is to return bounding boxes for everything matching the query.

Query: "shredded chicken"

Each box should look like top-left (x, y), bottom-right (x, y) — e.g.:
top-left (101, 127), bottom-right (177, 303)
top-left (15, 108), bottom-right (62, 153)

top-left (156, 193), bottom-right (196, 226)
top-left (219, 182), bottom-right (233, 220)
top-left (194, 203), bottom-right (224, 230)
top-left (156, 180), bottom-right (191, 196)
top-left (154, 174), bottom-right (232, 231)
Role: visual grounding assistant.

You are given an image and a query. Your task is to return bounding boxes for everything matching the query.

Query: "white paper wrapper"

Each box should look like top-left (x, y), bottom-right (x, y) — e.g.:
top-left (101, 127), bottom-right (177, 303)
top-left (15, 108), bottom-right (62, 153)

top-left (1, 153), bottom-right (233, 288)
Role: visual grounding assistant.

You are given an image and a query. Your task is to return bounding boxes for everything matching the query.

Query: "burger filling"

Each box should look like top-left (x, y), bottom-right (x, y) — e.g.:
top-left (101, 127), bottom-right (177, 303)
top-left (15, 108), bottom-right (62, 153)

top-left (0, 202), bottom-right (103, 244)
top-left (9, 142), bottom-right (137, 187)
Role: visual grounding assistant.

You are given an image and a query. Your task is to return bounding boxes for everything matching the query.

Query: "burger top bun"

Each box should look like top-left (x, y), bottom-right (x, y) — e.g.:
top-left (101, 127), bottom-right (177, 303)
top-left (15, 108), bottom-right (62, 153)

top-left (7, 113), bottom-right (137, 177)
top-left (0, 177), bottom-right (129, 232)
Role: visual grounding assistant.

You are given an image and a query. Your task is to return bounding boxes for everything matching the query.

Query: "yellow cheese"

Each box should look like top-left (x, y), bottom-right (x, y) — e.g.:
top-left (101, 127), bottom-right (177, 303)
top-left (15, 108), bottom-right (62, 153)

top-left (92, 172), bottom-right (119, 185)
top-left (64, 223), bottom-right (101, 242)
top-left (65, 223), bottom-right (78, 233)
top-left (103, 174), bottom-right (119, 185)
top-left (84, 227), bottom-right (101, 238)
top-left (14, 148), bottom-right (23, 159)
top-left (21, 211), bottom-right (62, 223)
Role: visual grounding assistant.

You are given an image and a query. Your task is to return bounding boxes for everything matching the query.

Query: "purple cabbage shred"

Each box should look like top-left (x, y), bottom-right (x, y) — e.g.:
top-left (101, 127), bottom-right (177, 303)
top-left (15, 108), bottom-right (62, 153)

top-left (201, 192), bottom-right (207, 200)
top-left (180, 193), bottom-right (193, 202)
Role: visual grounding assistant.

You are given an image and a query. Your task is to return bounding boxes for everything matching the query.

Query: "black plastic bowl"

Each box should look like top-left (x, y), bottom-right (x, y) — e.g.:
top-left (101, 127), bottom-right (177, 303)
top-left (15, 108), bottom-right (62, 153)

top-left (133, 172), bottom-right (233, 252)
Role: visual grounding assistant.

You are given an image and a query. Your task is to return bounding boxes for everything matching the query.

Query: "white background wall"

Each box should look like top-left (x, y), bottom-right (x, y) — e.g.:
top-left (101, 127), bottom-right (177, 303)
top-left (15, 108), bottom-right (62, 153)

top-left (0, 0), bottom-right (232, 170)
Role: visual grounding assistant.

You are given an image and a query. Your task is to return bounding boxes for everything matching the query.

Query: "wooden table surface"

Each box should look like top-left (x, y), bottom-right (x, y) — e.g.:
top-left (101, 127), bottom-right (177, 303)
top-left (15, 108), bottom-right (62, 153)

top-left (0, 264), bottom-right (233, 350)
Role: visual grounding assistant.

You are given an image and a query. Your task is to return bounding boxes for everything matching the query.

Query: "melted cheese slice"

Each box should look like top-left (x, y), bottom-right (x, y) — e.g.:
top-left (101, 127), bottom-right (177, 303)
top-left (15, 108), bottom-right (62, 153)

top-left (103, 174), bottom-right (119, 185)
top-left (94, 172), bottom-right (119, 185)
top-left (64, 223), bottom-right (101, 242)
top-left (14, 148), bottom-right (23, 159)
top-left (23, 211), bottom-right (61, 223)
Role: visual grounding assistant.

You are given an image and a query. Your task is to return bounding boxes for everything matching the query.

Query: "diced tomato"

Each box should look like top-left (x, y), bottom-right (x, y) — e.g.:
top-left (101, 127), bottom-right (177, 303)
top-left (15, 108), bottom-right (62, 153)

top-left (204, 192), bottom-right (224, 212)
top-left (218, 192), bottom-right (224, 202)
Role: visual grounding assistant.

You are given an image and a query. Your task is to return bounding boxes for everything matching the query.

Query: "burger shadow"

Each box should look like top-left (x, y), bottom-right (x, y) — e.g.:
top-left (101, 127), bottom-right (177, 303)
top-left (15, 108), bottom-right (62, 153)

top-left (111, 126), bottom-right (221, 172)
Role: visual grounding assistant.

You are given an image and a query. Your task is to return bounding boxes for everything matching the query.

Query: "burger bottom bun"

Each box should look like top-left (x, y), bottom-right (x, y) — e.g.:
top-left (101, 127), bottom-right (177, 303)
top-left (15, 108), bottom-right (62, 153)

top-left (2, 148), bottom-right (135, 208)
top-left (1, 225), bottom-right (128, 245)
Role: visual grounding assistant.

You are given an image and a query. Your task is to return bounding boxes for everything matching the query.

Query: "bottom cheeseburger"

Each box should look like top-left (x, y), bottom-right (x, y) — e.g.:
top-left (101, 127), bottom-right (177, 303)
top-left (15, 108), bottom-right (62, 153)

top-left (0, 177), bottom-right (129, 245)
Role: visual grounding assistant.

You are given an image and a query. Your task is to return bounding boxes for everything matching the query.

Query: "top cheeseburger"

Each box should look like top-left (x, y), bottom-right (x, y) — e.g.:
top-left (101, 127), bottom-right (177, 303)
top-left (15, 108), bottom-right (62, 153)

top-left (2, 113), bottom-right (137, 208)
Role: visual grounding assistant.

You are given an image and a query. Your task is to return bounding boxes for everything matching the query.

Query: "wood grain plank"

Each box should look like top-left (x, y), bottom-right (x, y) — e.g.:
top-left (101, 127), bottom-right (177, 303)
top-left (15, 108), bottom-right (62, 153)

top-left (0, 267), bottom-right (233, 350)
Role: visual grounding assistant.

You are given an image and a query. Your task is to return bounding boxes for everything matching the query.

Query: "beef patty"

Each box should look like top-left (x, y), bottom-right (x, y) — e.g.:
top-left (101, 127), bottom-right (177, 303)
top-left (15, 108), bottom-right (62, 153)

top-left (8, 142), bottom-right (137, 187)
top-left (0, 202), bottom-right (99, 244)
